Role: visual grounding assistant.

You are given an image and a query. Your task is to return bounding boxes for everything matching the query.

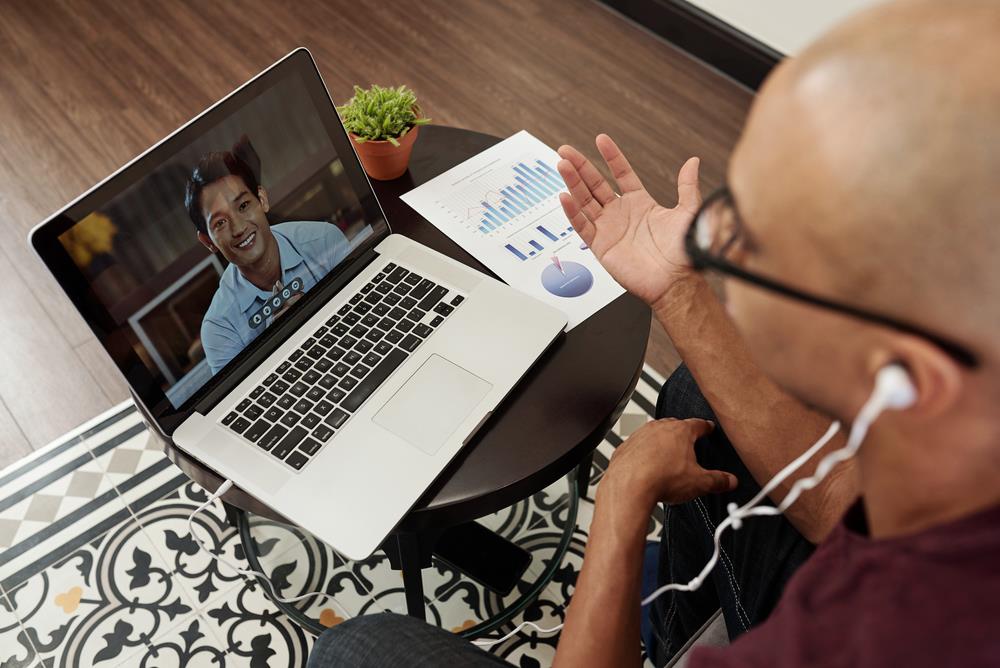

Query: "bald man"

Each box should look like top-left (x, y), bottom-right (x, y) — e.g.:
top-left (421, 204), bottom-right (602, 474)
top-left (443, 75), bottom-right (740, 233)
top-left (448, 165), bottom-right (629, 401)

top-left (306, 1), bottom-right (1000, 666)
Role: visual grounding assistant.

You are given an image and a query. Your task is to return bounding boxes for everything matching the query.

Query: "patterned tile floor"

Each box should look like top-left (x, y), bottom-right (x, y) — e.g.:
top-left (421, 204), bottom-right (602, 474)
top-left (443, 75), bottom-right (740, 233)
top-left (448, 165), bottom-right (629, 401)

top-left (0, 365), bottom-right (666, 667)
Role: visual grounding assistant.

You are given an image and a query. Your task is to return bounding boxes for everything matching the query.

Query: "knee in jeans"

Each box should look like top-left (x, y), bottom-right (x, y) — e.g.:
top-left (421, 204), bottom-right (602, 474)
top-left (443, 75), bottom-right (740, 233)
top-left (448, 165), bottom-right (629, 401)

top-left (309, 614), bottom-right (416, 666)
top-left (656, 363), bottom-right (716, 423)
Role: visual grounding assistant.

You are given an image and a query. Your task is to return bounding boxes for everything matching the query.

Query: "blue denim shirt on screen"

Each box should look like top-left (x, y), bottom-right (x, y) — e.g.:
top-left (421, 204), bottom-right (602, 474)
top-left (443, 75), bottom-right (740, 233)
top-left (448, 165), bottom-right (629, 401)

top-left (200, 220), bottom-right (349, 374)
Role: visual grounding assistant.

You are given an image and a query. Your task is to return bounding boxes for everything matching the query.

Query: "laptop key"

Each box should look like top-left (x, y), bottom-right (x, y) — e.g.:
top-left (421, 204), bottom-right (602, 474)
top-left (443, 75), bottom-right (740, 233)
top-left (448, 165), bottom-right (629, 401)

top-left (326, 346), bottom-right (346, 361)
top-left (222, 411), bottom-right (238, 426)
top-left (410, 278), bottom-right (434, 300)
top-left (375, 282), bottom-right (392, 295)
top-left (383, 293), bottom-right (402, 306)
top-left (231, 417), bottom-right (251, 434)
top-left (360, 282), bottom-right (375, 294)
top-left (293, 398), bottom-right (314, 415)
top-left (383, 263), bottom-right (397, 272)
top-left (326, 315), bottom-right (341, 326)
top-left (326, 387), bottom-right (346, 403)
top-left (433, 303), bottom-right (454, 317)
top-left (349, 324), bottom-right (368, 338)
top-left (258, 392), bottom-right (277, 407)
top-left (294, 357), bottom-right (313, 372)
top-left (373, 302), bottom-right (390, 316)
top-left (332, 362), bottom-right (350, 377)
top-left (304, 369), bottom-right (321, 385)
top-left (410, 309), bottom-right (427, 321)
top-left (303, 337), bottom-right (317, 349)
top-left (365, 329), bottom-right (385, 343)
top-left (392, 282), bottom-right (411, 296)
top-left (259, 424), bottom-right (288, 451)
top-left (312, 426), bottom-right (335, 443)
top-left (349, 294), bottom-right (363, 305)
top-left (319, 335), bottom-right (336, 348)
top-left (289, 349), bottom-right (304, 362)
top-left (325, 408), bottom-right (350, 429)
top-left (395, 319), bottom-right (415, 333)
top-left (282, 368), bottom-right (302, 383)
top-left (290, 381), bottom-right (309, 397)
top-left (300, 436), bottom-right (324, 454)
top-left (350, 364), bottom-right (371, 379)
top-left (306, 387), bottom-right (325, 402)
top-left (272, 379), bottom-right (290, 394)
top-left (319, 374), bottom-right (337, 390)
top-left (315, 325), bottom-right (328, 337)
top-left (374, 271), bottom-right (387, 281)
top-left (361, 313), bottom-right (380, 327)
top-left (277, 361), bottom-right (291, 373)
top-left (344, 351), bottom-right (363, 365)
top-left (450, 295), bottom-right (465, 306)
top-left (338, 376), bottom-right (358, 390)
top-left (341, 348), bottom-right (408, 413)
top-left (301, 413), bottom-right (321, 430)
top-left (340, 335), bottom-right (359, 349)
top-left (364, 292), bottom-right (381, 306)
top-left (277, 395), bottom-right (296, 410)
top-left (385, 330), bottom-right (403, 344)
top-left (374, 341), bottom-right (393, 355)
top-left (286, 451), bottom-right (310, 470)
top-left (264, 406), bottom-right (284, 422)
top-left (355, 302), bottom-right (372, 315)
top-left (430, 315), bottom-right (444, 327)
top-left (362, 352), bottom-right (381, 367)
top-left (262, 373), bottom-right (278, 386)
top-left (400, 296), bottom-right (418, 310)
top-left (244, 404), bottom-right (264, 420)
top-left (388, 307), bottom-right (407, 321)
top-left (313, 400), bottom-right (334, 416)
top-left (244, 419), bottom-right (270, 443)
top-left (333, 323), bottom-right (349, 336)
top-left (399, 334), bottom-right (421, 352)
top-left (338, 304), bottom-right (351, 316)
top-left (272, 426), bottom-right (307, 460)
top-left (280, 412), bottom-right (299, 428)
top-left (354, 339), bottom-right (374, 353)
top-left (417, 285), bottom-right (449, 312)
top-left (413, 324), bottom-right (433, 339)
top-left (386, 266), bottom-right (408, 283)
top-left (313, 358), bottom-right (333, 373)
top-left (403, 272), bottom-right (421, 286)
top-left (236, 398), bottom-right (252, 412)
top-left (376, 317), bottom-right (395, 331)
top-left (343, 312), bottom-right (360, 326)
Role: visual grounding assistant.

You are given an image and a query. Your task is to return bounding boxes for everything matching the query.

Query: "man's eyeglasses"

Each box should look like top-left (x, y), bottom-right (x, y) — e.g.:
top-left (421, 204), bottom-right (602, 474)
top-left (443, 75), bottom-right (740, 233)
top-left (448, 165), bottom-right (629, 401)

top-left (683, 186), bottom-right (978, 368)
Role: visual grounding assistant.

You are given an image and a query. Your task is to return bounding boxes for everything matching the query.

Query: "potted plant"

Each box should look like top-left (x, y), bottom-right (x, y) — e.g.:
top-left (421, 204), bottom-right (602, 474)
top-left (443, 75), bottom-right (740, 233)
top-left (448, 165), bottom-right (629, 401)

top-left (337, 84), bottom-right (431, 181)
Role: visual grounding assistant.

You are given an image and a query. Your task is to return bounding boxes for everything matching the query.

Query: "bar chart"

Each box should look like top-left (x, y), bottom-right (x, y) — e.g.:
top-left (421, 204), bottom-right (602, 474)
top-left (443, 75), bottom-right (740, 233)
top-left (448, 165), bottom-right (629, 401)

top-left (400, 130), bottom-right (624, 330)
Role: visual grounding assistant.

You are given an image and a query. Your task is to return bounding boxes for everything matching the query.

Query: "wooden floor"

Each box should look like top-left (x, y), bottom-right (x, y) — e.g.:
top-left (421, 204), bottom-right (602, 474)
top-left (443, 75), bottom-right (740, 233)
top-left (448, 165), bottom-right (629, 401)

top-left (0, 0), bottom-right (751, 467)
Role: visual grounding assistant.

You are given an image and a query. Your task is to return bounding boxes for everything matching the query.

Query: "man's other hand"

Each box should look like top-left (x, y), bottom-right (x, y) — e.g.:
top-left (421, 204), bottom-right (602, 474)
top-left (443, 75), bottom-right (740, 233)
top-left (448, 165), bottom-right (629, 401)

top-left (556, 135), bottom-right (701, 310)
top-left (601, 418), bottom-right (737, 512)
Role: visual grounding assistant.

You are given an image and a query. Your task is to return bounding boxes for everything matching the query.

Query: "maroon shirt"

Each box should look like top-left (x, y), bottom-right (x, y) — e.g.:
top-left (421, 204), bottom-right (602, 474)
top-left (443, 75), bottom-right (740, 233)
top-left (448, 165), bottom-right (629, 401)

top-left (691, 501), bottom-right (1000, 667)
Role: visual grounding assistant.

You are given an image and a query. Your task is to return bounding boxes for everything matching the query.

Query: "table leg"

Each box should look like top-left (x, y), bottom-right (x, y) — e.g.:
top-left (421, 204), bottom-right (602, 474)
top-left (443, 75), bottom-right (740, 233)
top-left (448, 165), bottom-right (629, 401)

top-left (576, 450), bottom-right (595, 499)
top-left (394, 533), bottom-right (427, 620)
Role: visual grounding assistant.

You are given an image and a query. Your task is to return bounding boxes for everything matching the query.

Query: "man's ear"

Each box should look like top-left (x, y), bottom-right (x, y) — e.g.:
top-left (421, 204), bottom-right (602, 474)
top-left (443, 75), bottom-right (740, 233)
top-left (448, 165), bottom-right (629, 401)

top-left (197, 231), bottom-right (218, 254)
top-left (258, 186), bottom-right (270, 213)
top-left (870, 336), bottom-right (963, 417)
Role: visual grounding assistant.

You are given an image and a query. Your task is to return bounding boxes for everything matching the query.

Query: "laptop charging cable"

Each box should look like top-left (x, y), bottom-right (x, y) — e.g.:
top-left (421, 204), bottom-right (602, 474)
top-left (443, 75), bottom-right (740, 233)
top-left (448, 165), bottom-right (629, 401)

top-left (188, 479), bottom-right (336, 604)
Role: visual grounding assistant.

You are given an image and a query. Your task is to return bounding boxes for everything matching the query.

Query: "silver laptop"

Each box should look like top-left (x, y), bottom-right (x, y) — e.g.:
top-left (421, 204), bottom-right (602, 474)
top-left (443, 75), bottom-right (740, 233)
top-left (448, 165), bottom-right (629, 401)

top-left (30, 49), bottom-right (566, 560)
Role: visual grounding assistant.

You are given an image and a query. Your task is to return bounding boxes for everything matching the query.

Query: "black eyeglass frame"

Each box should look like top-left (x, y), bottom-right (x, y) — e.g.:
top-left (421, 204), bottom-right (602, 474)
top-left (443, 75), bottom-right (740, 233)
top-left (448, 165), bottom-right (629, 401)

top-left (683, 186), bottom-right (979, 368)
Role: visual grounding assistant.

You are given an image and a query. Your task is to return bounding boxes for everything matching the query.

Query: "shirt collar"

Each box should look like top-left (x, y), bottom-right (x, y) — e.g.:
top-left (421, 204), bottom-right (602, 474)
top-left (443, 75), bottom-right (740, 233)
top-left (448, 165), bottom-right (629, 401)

top-left (230, 228), bottom-right (307, 312)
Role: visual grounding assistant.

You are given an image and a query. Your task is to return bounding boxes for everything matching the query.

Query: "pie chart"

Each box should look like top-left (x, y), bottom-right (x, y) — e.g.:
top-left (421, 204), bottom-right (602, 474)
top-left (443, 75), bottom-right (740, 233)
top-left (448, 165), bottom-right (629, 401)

top-left (541, 257), bottom-right (594, 298)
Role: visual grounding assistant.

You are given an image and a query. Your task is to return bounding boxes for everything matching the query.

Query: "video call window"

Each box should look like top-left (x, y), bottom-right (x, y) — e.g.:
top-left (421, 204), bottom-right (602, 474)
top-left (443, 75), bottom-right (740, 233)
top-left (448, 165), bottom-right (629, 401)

top-left (58, 74), bottom-right (373, 407)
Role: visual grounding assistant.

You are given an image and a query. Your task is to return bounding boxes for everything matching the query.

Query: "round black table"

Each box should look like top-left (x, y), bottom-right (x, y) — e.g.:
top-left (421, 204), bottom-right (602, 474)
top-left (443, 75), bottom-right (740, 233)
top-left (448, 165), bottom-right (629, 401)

top-left (161, 124), bottom-right (650, 634)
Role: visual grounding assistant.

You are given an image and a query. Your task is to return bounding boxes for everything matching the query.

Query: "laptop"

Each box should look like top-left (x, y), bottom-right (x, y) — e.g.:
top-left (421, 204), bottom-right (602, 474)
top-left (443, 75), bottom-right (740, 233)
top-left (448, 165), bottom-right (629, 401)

top-left (30, 49), bottom-right (566, 560)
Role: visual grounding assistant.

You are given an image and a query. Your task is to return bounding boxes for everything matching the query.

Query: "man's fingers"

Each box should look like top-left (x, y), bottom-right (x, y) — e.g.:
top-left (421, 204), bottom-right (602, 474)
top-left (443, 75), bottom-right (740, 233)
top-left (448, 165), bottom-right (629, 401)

top-left (557, 144), bottom-right (619, 207)
top-left (676, 156), bottom-right (702, 214)
top-left (701, 469), bottom-right (738, 495)
top-left (555, 157), bottom-right (605, 223)
top-left (595, 134), bottom-right (644, 193)
top-left (682, 417), bottom-right (716, 439)
top-left (559, 192), bottom-right (597, 246)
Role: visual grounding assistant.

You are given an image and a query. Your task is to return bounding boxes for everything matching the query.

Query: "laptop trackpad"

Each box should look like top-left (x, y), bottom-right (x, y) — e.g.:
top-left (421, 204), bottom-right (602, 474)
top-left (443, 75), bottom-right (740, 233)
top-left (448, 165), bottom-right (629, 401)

top-left (374, 355), bottom-right (493, 455)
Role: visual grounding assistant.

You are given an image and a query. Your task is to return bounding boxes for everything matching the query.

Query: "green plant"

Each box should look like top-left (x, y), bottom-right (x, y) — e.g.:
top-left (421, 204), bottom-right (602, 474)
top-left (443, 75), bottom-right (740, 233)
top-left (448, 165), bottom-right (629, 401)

top-left (336, 84), bottom-right (431, 146)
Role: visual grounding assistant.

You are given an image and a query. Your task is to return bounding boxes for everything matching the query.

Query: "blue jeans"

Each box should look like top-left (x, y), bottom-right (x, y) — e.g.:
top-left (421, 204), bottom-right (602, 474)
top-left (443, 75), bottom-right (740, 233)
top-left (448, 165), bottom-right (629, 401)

top-left (309, 364), bottom-right (813, 667)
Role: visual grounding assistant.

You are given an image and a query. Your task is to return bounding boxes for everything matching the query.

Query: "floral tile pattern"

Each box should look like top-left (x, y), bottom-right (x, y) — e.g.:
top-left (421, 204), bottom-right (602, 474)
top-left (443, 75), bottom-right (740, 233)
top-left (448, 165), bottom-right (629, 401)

top-left (0, 367), bottom-right (664, 667)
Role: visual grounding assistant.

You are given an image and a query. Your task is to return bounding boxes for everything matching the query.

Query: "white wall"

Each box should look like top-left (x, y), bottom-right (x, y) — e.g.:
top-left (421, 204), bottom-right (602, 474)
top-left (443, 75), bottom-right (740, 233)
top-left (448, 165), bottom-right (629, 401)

top-left (686, 0), bottom-right (883, 55)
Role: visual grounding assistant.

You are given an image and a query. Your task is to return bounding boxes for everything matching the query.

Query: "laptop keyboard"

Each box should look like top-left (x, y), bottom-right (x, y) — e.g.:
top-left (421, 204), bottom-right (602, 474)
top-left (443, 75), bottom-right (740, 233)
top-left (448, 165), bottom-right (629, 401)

top-left (219, 262), bottom-right (465, 471)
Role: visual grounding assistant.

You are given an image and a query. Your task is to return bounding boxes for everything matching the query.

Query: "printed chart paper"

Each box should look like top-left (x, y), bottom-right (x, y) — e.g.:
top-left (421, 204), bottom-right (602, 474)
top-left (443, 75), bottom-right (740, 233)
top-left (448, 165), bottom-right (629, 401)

top-left (399, 131), bottom-right (624, 330)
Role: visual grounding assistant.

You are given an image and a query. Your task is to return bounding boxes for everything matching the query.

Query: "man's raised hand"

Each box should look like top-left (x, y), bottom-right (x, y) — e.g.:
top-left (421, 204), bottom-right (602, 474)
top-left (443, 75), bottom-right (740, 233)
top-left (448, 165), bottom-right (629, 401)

top-left (556, 134), bottom-right (702, 309)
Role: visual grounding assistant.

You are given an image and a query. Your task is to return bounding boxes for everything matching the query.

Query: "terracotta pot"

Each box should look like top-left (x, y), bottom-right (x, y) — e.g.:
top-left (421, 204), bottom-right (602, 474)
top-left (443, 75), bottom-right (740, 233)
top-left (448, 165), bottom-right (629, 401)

top-left (350, 124), bottom-right (420, 181)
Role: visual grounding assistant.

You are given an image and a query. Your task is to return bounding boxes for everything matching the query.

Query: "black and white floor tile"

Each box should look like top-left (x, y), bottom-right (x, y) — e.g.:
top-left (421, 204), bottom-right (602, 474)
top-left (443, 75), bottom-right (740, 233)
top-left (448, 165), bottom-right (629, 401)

top-left (0, 366), bottom-right (668, 667)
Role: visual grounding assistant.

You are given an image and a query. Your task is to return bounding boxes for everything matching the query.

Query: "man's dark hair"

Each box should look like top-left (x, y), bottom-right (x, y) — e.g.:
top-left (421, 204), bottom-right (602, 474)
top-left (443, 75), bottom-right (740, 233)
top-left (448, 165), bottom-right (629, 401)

top-left (184, 135), bottom-right (262, 234)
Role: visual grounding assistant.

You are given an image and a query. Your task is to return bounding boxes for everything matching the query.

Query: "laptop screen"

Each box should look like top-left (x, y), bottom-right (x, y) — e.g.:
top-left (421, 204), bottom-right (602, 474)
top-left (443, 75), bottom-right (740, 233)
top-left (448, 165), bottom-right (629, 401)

top-left (53, 64), bottom-right (380, 408)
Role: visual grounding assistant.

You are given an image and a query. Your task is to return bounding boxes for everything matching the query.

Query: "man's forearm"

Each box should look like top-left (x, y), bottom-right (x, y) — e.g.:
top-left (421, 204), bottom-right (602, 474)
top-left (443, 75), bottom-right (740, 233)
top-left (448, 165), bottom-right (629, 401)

top-left (553, 486), bottom-right (649, 668)
top-left (654, 276), bottom-right (857, 542)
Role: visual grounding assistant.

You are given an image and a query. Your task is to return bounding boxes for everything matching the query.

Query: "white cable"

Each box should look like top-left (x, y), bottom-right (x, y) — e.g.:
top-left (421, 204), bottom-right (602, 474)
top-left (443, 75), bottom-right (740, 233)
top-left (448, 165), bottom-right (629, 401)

top-left (187, 479), bottom-right (335, 604)
top-left (472, 621), bottom-right (567, 648)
